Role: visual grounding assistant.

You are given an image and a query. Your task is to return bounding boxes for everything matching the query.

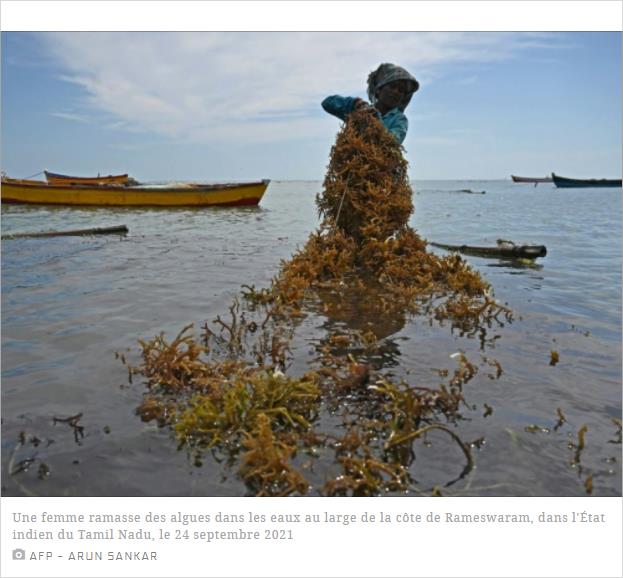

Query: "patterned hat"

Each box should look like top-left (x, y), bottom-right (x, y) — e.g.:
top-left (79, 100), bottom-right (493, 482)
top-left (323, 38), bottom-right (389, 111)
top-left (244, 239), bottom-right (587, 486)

top-left (367, 63), bottom-right (419, 111)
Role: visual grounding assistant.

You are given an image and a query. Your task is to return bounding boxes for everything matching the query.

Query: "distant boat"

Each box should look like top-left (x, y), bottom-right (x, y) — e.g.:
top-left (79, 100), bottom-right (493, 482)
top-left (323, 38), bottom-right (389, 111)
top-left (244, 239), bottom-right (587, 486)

top-left (44, 170), bottom-right (131, 186)
top-left (430, 240), bottom-right (547, 260)
top-left (511, 175), bottom-right (553, 183)
top-left (551, 173), bottom-right (622, 189)
top-left (1, 176), bottom-right (270, 207)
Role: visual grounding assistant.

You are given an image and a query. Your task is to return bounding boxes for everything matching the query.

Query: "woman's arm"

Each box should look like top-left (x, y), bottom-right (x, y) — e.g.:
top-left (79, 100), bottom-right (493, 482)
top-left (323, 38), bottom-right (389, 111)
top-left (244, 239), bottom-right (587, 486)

top-left (323, 95), bottom-right (407, 144)
top-left (321, 95), bottom-right (362, 120)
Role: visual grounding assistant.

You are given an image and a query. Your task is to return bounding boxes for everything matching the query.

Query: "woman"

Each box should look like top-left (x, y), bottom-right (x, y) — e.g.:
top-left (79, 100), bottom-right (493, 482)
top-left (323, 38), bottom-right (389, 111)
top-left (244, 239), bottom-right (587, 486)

top-left (321, 63), bottom-right (419, 144)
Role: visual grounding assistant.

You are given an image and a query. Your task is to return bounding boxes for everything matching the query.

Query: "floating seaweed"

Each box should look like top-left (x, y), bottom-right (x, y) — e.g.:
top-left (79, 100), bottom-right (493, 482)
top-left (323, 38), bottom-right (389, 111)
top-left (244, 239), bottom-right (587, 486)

top-left (584, 473), bottom-right (593, 494)
top-left (239, 413), bottom-right (310, 497)
top-left (173, 370), bottom-right (320, 451)
top-left (37, 463), bottom-right (51, 480)
top-left (52, 413), bottom-right (85, 445)
top-left (554, 407), bottom-right (567, 431)
top-left (6, 430), bottom-right (56, 495)
top-left (125, 109), bottom-right (516, 496)
top-left (569, 424), bottom-right (589, 467)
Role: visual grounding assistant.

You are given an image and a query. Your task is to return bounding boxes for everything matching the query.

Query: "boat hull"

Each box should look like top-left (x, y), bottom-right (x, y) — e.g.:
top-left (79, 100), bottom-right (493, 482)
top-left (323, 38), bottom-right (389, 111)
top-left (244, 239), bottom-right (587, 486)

top-left (551, 174), bottom-right (622, 188)
top-left (511, 175), bottom-right (552, 183)
top-left (1, 179), bottom-right (270, 207)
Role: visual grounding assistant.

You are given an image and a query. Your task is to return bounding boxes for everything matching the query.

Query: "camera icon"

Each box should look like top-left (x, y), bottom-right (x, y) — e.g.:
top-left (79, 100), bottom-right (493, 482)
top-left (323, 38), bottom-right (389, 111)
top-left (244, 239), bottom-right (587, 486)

top-left (12, 548), bottom-right (26, 560)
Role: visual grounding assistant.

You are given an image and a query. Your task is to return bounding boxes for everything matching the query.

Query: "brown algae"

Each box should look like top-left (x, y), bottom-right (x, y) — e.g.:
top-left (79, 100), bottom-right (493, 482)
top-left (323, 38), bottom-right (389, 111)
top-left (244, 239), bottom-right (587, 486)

top-left (124, 109), bottom-right (517, 496)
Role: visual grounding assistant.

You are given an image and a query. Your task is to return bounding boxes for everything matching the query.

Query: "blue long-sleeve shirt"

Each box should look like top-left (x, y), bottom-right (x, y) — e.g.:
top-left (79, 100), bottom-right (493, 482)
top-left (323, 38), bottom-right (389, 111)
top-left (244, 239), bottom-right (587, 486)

top-left (321, 95), bottom-right (408, 144)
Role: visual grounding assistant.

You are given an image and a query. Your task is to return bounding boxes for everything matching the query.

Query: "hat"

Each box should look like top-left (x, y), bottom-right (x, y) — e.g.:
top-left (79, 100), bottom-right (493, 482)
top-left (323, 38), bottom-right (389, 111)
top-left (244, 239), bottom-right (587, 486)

top-left (367, 63), bottom-right (419, 111)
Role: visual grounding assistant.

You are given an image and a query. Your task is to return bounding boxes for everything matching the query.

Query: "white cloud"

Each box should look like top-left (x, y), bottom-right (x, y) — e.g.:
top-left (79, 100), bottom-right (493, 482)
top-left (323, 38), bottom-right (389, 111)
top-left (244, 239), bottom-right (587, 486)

top-left (51, 111), bottom-right (92, 123)
top-left (41, 32), bottom-right (560, 146)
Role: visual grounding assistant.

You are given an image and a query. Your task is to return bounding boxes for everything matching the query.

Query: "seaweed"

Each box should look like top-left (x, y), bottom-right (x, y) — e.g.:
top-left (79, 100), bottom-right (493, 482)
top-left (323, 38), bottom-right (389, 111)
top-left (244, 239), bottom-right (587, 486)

top-left (238, 413), bottom-right (310, 497)
top-left (52, 413), bottom-right (85, 445)
top-left (173, 370), bottom-right (320, 450)
top-left (554, 407), bottom-right (567, 431)
top-left (124, 108), bottom-right (517, 496)
top-left (570, 424), bottom-right (589, 466)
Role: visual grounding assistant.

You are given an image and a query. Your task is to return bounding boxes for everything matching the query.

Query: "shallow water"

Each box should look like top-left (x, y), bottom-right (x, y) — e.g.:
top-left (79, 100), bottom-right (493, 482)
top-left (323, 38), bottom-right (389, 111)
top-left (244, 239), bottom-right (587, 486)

top-left (1, 180), bottom-right (621, 496)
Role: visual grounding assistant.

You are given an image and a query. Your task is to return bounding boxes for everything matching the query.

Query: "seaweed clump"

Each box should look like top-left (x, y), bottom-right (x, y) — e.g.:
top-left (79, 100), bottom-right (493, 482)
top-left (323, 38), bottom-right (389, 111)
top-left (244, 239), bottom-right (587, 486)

top-left (317, 110), bottom-right (413, 242)
top-left (125, 109), bottom-right (513, 496)
top-left (270, 109), bottom-right (511, 335)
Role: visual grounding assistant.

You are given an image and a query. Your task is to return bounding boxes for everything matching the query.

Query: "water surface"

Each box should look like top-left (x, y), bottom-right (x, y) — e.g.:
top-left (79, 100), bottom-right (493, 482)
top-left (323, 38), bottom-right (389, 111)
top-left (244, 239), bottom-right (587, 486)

top-left (2, 180), bottom-right (621, 496)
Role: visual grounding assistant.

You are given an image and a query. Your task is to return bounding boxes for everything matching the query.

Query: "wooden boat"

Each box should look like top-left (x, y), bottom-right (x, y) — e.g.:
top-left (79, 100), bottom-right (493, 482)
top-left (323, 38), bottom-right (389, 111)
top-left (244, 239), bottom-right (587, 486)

top-left (511, 175), bottom-right (553, 183)
top-left (44, 170), bottom-right (131, 186)
top-left (430, 240), bottom-right (547, 260)
top-left (551, 173), bottom-right (622, 188)
top-left (1, 177), bottom-right (270, 207)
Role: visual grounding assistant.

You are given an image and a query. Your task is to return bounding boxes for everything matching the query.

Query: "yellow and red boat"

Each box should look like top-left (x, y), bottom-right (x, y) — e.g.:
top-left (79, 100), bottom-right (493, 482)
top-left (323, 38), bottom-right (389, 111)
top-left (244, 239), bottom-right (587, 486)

top-left (44, 170), bottom-right (131, 186)
top-left (1, 177), bottom-right (270, 207)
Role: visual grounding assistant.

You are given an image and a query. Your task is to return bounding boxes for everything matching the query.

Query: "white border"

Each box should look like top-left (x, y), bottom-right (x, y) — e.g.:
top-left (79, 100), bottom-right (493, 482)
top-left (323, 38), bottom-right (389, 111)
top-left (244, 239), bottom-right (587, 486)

top-left (2, 496), bottom-right (622, 577)
top-left (1, 3), bottom-right (621, 578)
top-left (0, 1), bottom-right (621, 32)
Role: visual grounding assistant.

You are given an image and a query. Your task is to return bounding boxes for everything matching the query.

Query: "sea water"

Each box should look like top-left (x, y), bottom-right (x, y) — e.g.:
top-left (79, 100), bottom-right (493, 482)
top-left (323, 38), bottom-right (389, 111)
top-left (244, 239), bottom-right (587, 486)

top-left (1, 180), bottom-right (621, 496)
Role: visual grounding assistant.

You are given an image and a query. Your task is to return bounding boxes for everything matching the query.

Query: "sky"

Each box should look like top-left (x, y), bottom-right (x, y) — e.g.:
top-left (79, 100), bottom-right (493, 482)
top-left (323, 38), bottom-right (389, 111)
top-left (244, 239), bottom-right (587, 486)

top-left (1, 30), bottom-right (621, 181)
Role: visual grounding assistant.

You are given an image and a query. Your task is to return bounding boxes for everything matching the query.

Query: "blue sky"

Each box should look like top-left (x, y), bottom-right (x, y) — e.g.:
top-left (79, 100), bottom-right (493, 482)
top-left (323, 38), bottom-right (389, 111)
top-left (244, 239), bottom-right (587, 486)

top-left (2, 31), bottom-right (621, 181)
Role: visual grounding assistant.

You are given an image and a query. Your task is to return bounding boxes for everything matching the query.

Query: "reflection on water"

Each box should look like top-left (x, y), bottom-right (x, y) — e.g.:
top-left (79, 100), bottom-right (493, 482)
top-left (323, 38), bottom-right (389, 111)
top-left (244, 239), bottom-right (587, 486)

top-left (1, 181), bottom-right (621, 496)
top-left (486, 260), bottom-right (544, 272)
top-left (315, 283), bottom-right (408, 340)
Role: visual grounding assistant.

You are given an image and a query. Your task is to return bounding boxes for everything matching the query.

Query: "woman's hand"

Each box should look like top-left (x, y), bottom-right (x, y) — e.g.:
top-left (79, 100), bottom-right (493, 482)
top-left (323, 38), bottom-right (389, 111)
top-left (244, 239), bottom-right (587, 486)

top-left (354, 98), bottom-right (377, 117)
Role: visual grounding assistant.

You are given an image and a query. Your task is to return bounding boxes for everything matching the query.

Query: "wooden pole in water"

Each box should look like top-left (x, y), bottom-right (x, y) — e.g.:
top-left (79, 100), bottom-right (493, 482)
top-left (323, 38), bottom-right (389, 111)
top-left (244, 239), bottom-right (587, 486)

top-left (1, 225), bottom-right (129, 240)
top-left (429, 241), bottom-right (546, 259)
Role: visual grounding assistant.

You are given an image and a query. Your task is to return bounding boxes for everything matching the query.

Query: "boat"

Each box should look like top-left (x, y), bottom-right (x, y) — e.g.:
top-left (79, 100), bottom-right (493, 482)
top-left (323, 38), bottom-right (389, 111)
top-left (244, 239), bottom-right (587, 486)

top-left (430, 240), bottom-right (547, 260)
top-left (44, 170), bottom-right (131, 186)
top-left (511, 175), bottom-right (553, 183)
top-left (1, 177), bottom-right (270, 207)
top-left (551, 173), bottom-right (622, 188)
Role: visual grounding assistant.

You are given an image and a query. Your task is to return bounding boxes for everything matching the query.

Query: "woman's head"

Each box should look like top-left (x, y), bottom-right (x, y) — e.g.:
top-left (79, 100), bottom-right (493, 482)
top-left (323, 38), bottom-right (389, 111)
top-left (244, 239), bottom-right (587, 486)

top-left (367, 63), bottom-right (419, 112)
